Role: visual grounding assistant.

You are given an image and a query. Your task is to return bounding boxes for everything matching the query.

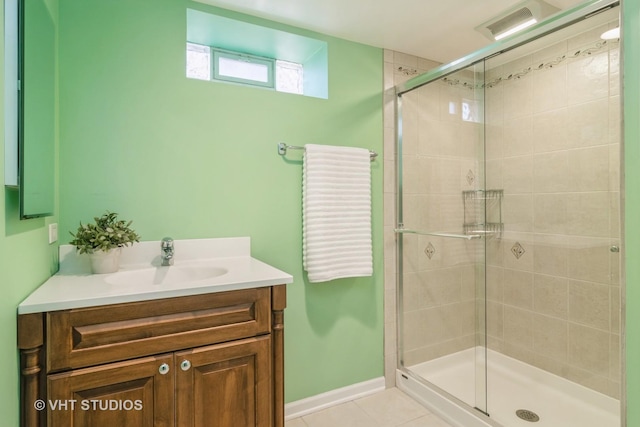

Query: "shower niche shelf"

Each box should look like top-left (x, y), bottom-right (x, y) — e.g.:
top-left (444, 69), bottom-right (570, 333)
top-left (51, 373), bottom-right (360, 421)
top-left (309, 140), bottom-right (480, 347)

top-left (463, 189), bottom-right (503, 238)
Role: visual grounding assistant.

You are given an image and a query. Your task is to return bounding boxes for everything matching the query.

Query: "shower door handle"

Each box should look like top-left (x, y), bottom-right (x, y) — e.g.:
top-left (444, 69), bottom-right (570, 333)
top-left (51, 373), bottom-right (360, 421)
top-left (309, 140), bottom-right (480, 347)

top-left (394, 228), bottom-right (481, 240)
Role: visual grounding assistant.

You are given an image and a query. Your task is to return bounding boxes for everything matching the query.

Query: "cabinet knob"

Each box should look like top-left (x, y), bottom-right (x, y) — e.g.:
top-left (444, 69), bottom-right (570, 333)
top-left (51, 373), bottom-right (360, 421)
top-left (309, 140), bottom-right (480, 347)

top-left (159, 363), bottom-right (170, 375)
top-left (180, 360), bottom-right (191, 371)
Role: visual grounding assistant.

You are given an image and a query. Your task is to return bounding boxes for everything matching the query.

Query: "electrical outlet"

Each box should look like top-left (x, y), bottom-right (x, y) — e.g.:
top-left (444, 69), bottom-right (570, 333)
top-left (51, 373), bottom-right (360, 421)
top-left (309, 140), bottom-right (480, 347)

top-left (48, 223), bottom-right (58, 244)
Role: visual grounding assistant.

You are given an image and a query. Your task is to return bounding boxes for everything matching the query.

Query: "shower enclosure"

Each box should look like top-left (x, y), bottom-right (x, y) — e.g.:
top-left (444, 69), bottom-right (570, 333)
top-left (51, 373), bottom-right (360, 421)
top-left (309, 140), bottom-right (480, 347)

top-left (393, 1), bottom-right (623, 426)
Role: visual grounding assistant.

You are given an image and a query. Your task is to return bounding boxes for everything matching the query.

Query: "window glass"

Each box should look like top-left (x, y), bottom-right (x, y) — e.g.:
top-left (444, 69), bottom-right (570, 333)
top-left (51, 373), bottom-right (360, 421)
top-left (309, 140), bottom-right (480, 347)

top-left (218, 56), bottom-right (269, 83)
top-left (186, 43), bottom-right (210, 80)
top-left (276, 60), bottom-right (304, 94)
top-left (212, 50), bottom-right (274, 87)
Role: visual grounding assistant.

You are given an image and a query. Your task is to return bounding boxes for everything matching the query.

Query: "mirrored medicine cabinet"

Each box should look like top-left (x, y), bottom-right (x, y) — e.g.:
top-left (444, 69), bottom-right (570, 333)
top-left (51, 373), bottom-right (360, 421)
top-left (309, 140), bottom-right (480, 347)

top-left (4, 0), bottom-right (56, 219)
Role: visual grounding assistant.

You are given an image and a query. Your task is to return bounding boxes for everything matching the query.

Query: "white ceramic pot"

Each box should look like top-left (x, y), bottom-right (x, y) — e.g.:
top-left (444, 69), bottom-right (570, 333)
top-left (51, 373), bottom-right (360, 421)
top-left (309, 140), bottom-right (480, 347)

top-left (88, 248), bottom-right (122, 274)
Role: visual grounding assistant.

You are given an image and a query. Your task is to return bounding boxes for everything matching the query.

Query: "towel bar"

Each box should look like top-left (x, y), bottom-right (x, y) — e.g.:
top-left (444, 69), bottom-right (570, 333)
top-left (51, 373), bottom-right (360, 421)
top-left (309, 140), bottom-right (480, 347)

top-left (277, 142), bottom-right (378, 160)
top-left (394, 228), bottom-right (482, 240)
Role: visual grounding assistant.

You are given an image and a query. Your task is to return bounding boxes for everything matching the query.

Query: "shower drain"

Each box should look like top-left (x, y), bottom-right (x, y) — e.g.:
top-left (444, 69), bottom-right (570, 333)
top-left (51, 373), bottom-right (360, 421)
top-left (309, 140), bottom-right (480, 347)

top-left (516, 409), bottom-right (540, 422)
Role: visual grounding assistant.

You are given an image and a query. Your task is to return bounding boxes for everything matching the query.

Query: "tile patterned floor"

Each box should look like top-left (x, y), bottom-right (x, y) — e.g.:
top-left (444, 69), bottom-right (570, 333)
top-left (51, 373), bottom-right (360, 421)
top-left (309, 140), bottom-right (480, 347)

top-left (286, 388), bottom-right (454, 427)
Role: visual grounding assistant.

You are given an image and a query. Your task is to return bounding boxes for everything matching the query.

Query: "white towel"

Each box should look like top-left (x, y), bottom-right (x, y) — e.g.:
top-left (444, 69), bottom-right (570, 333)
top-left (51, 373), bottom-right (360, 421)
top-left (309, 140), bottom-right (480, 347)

top-left (303, 144), bottom-right (373, 283)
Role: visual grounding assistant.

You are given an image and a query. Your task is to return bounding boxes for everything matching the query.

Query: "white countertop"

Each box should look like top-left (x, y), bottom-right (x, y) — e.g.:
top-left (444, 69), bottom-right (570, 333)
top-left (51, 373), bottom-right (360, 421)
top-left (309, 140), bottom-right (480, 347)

top-left (18, 237), bottom-right (293, 314)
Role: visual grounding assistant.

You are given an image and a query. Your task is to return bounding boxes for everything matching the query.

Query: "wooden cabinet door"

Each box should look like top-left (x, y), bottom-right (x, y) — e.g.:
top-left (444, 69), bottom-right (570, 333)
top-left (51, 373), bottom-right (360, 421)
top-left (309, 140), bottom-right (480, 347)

top-left (48, 353), bottom-right (174, 427)
top-left (176, 336), bottom-right (272, 427)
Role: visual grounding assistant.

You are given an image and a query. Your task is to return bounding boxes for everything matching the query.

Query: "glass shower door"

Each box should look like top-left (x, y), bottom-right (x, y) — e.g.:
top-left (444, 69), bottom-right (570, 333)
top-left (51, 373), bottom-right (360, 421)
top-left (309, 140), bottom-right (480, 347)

top-left (397, 61), bottom-right (489, 415)
top-left (481, 9), bottom-right (621, 425)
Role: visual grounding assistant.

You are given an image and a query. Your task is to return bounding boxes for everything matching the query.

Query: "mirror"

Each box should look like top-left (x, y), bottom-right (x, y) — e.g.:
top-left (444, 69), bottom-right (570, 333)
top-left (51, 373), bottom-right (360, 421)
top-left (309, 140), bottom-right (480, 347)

top-left (14, 0), bottom-right (55, 218)
top-left (20, 0), bottom-right (56, 218)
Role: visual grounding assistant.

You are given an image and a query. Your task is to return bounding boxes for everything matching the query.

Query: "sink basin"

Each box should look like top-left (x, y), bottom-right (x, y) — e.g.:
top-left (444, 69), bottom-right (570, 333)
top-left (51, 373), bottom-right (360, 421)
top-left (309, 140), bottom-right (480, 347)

top-left (105, 264), bottom-right (228, 286)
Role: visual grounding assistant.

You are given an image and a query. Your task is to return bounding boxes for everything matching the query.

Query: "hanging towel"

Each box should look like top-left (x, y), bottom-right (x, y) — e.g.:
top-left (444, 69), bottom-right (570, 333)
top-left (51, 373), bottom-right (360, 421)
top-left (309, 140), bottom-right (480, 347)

top-left (303, 144), bottom-right (373, 283)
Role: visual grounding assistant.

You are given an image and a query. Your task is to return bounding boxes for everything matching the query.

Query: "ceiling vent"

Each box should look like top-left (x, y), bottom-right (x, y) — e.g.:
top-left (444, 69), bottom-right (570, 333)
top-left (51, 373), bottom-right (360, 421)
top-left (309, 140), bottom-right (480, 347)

top-left (475, 0), bottom-right (560, 41)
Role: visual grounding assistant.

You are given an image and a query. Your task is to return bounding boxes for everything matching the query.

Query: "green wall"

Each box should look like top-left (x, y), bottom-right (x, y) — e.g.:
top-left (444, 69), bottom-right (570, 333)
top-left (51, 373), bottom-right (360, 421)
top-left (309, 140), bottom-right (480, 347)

top-left (0, 0), bottom-right (59, 425)
top-left (57, 0), bottom-right (384, 402)
top-left (624, 0), bottom-right (640, 424)
top-left (0, 202), bottom-right (56, 426)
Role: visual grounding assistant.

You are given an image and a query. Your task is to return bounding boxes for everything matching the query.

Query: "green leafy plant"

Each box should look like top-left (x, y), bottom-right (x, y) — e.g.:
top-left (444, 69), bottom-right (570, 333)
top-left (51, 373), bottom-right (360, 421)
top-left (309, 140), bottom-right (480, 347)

top-left (69, 211), bottom-right (141, 254)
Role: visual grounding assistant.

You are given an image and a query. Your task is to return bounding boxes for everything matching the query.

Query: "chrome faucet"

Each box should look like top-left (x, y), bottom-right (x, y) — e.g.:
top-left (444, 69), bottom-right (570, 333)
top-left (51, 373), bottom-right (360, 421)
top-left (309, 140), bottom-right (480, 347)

top-left (160, 237), bottom-right (174, 266)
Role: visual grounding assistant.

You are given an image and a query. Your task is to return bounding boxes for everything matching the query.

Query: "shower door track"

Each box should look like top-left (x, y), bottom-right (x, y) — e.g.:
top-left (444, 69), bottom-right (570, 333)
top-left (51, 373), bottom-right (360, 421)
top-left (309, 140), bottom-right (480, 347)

top-left (397, 371), bottom-right (500, 427)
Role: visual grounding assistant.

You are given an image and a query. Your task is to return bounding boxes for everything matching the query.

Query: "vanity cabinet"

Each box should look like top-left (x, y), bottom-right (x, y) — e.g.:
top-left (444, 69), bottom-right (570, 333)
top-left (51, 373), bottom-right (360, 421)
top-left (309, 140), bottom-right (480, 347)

top-left (18, 285), bottom-right (286, 427)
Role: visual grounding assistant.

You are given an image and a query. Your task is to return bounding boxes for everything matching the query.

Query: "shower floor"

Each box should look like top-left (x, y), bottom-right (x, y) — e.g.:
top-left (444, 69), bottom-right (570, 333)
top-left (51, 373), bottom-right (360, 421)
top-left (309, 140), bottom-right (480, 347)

top-left (408, 348), bottom-right (619, 427)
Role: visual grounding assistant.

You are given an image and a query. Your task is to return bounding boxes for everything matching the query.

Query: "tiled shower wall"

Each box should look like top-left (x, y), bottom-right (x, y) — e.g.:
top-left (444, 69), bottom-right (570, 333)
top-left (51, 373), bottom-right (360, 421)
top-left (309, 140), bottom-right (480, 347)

top-left (383, 20), bottom-right (621, 398)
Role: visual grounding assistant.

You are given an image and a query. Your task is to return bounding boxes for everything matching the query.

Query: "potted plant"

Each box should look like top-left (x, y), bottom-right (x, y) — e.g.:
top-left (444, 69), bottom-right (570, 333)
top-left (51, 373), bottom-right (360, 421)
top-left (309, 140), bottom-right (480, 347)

top-left (69, 211), bottom-right (141, 274)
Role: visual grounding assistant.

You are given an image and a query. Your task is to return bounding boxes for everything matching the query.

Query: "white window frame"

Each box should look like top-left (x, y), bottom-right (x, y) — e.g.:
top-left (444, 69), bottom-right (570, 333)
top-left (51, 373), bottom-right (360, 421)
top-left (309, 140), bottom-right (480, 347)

top-left (212, 49), bottom-right (274, 89)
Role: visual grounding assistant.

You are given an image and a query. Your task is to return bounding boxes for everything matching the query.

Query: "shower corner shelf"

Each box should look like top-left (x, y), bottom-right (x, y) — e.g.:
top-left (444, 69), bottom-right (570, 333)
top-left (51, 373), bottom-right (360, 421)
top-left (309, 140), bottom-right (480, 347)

top-left (463, 189), bottom-right (504, 238)
top-left (463, 223), bottom-right (504, 236)
top-left (463, 189), bottom-right (504, 200)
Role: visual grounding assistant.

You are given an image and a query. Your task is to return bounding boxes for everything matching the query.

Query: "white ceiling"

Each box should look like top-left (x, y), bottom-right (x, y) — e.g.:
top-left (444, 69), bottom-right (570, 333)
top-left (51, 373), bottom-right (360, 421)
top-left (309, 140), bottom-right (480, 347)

top-left (194, 0), bottom-right (586, 63)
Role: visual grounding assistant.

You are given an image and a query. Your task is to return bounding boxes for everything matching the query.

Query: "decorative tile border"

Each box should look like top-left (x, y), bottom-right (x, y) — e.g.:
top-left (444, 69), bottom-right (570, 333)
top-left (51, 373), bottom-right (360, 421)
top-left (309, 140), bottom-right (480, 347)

top-left (397, 66), bottom-right (419, 76)
top-left (441, 39), bottom-right (618, 90)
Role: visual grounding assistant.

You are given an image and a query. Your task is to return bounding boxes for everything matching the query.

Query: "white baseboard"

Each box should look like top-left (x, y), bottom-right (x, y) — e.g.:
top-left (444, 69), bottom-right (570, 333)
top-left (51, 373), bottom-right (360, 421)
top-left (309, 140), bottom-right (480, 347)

top-left (284, 377), bottom-right (386, 420)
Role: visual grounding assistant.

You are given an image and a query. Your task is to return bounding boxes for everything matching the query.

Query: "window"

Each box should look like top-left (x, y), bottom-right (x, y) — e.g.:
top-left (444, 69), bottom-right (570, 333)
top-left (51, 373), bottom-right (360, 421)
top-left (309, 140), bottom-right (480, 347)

top-left (186, 9), bottom-right (328, 99)
top-left (214, 50), bottom-right (273, 87)
top-left (186, 43), bottom-right (304, 94)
